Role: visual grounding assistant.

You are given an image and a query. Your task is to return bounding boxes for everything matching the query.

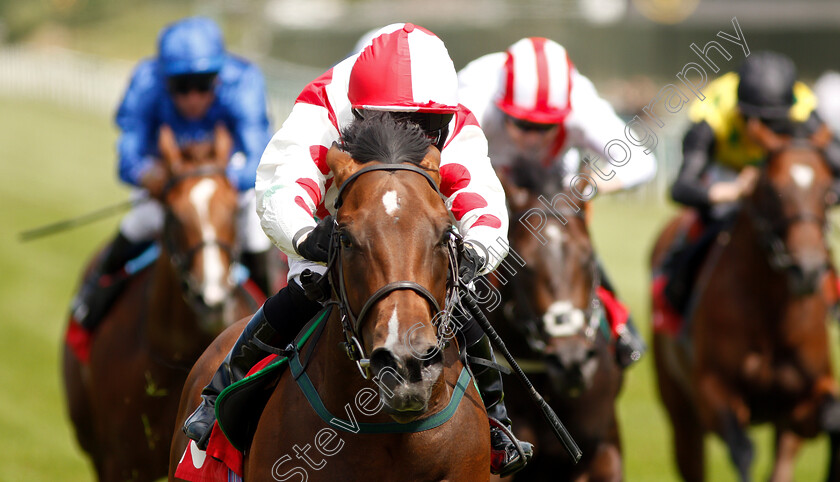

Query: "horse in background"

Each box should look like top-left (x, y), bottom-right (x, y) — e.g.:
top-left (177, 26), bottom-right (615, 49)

top-left (170, 114), bottom-right (490, 480)
top-left (63, 125), bottom-right (260, 481)
top-left (651, 120), bottom-right (840, 481)
top-left (491, 161), bottom-right (624, 481)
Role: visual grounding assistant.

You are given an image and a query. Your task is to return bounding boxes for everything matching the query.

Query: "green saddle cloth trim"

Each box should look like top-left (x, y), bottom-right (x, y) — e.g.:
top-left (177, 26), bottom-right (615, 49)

top-left (215, 305), bottom-right (333, 450)
top-left (598, 309), bottom-right (612, 341)
top-left (289, 356), bottom-right (472, 434)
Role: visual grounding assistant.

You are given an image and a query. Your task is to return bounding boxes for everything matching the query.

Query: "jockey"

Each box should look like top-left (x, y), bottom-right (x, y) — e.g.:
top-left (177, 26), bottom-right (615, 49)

top-left (70, 17), bottom-right (273, 332)
top-left (664, 51), bottom-right (840, 314)
top-left (457, 37), bottom-right (657, 367)
top-left (183, 23), bottom-right (534, 477)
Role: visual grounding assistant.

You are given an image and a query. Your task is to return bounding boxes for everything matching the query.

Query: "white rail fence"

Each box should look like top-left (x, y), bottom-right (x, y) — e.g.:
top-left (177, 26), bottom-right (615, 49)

top-left (0, 45), bottom-right (680, 201)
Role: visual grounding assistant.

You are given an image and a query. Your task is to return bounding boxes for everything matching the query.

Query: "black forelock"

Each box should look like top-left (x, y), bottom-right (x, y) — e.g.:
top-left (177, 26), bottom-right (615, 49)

top-left (341, 111), bottom-right (431, 165)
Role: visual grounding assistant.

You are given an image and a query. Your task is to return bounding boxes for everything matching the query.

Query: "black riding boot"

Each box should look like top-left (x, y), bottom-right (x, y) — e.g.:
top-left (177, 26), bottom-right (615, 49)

top-left (71, 232), bottom-right (146, 332)
top-left (596, 259), bottom-right (647, 368)
top-left (241, 250), bottom-right (273, 298)
top-left (663, 220), bottom-right (724, 314)
top-left (183, 280), bottom-right (322, 450)
top-left (467, 334), bottom-right (534, 477)
top-left (182, 306), bottom-right (278, 450)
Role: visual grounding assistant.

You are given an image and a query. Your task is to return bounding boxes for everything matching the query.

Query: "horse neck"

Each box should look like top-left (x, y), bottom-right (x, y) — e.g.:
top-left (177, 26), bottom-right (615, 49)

top-left (310, 314), bottom-right (375, 405)
top-left (145, 253), bottom-right (210, 362)
top-left (724, 208), bottom-right (817, 320)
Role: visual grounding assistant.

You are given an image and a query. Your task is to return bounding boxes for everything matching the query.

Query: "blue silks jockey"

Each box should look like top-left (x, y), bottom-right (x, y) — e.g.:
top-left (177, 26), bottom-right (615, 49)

top-left (70, 16), bottom-right (274, 332)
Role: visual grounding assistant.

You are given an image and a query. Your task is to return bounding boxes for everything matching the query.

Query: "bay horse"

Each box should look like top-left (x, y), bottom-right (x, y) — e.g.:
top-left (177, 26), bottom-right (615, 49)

top-left (489, 161), bottom-right (624, 481)
top-left (63, 124), bottom-right (260, 481)
top-left (170, 114), bottom-right (490, 481)
top-left (651, 120), bottom-right (840, 481)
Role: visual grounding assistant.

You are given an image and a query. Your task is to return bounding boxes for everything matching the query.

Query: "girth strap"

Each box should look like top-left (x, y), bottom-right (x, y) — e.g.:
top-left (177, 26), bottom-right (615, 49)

top-left (466, 355), bottom-right (513, 375)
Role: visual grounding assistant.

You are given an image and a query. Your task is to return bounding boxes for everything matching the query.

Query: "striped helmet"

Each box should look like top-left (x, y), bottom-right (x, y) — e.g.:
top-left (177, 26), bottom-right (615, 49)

top-left (496, 38), bottom-right (574, 124)
top-left (349, 23), bottom-right (459, 114)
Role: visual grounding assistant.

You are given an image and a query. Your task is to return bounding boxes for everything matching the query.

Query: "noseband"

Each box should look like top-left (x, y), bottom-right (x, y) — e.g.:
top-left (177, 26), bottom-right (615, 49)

top-left (328, 163), bottom-right (462, 378)
top-left (745, 146), bottom-right (831, 277)
top-left (747, 204), bottom-right (828, 273)
top-left (506, 207), bottom-right (603, 353)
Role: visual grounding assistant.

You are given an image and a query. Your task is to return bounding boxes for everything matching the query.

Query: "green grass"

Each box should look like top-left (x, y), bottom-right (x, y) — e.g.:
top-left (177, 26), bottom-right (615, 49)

top-left (0, 96), bottom-right (127, 481)
top-left (1, 94), bottom-right (839, 481)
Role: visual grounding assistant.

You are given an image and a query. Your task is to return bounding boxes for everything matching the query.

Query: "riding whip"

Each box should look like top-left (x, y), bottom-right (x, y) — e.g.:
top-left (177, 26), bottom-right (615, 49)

top-left (461, 290), bottom-right (583, 463)
top-left (19, 198), bottom-right (141, 242)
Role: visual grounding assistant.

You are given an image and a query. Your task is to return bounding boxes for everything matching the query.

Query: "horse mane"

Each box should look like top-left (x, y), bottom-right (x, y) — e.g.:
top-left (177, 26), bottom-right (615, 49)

top-left (509, 157), bottom-right (566, 196)
top-left (341, 111), bottom-right (431, 165)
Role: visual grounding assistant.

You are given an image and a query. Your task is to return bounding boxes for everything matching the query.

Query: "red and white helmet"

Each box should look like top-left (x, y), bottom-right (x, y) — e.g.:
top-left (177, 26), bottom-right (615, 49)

top-left (496, 37), bottom-right (574, 124)
top-left (349, 23), bottom-right (459, 114)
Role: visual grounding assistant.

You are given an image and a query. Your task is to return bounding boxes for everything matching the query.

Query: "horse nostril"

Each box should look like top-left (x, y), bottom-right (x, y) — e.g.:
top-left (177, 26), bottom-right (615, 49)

top-left (546, 352), bottom-right (562, 368)
top-left (421, 346), bottom-right (443, 368)
top-left (369, 348), bottom-right (400, 375)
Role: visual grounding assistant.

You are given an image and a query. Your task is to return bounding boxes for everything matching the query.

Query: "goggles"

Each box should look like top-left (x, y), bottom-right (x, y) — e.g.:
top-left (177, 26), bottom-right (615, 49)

top-left (506, 115), bottom-right (557, 133)
top-left (353, 109), bottom-right (453, 147)
top-left (167, 73), bottom-right (218, 95)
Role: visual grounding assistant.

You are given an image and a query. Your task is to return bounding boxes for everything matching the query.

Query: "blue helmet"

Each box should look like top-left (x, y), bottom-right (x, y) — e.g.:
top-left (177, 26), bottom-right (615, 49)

top-left (158, 17), bottom-right (226, 77)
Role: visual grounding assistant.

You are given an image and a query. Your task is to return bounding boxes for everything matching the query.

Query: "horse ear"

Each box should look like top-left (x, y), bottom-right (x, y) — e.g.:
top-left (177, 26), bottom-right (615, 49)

top-left (418, 146), bottom-right (442, 185)
top-left (158, 125), bottom-right (183, 174)
top-left (214, 123), bottom-right (233, 167)
top-left (746, 118), bottom-right (786, 152)
top-left (326, 143), bottom-right (361, 187)
top-left (811, 123), bottom-right (834, 150)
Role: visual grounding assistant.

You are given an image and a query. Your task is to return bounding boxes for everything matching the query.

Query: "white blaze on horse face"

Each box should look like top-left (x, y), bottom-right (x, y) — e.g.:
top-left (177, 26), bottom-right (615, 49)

top-left (189, 178), bottom-right (226, 306)
top-left (544, 224), bottom-right (564, 257)
top-left (384, 306), bottom-right (400, 350)
top-left (382, 190), bottom-right (400, 216)
top-left (790, 164), bottom-right (815, 190)
top-left (543, 300), bottom-right (585, 337)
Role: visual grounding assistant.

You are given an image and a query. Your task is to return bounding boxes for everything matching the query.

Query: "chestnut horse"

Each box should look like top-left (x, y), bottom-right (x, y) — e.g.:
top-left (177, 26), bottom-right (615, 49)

top-left (63, 125), bottom-right (259, 481)
top-left (490, 162), bottom-right (623, 481)
top-left (651, 120), bottom-right (840, 481)
top-left (170, 115), bottom-right (489, 480)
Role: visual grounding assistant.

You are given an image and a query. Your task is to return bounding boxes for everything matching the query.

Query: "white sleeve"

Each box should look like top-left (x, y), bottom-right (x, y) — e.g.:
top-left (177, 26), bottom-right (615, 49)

top-left (456, 53), bottom-right (507, 128)
top-left (256, 102), bottom-right (338, 257)
top-left (564, 70), bottom-right (657, 190)
top-left (441, 120), bottom-right (509, 274)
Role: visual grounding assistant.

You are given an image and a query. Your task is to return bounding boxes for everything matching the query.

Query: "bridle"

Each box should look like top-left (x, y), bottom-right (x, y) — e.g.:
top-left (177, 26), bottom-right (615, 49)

top-left (505, 205), bottom-right (603, 354)
top-left (160, 165), bottom-right (239, 310)
top-left (745, 143), bottom-right (832, 279)
top-left (327, 162), bottom-right (463, 379)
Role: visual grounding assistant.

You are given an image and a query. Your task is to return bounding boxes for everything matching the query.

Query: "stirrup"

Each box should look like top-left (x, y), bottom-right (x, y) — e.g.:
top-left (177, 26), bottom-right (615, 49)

top-left (616, 325), bottom-right (645, 368)
top-left (183, 402), bottom-right (216, 451)
top-left (489, 416), bottom-right (532, 477)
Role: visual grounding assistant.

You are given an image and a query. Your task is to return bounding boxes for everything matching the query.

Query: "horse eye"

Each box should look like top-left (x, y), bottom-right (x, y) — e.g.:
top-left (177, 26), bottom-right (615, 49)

top-left (340, 232), bottom-right (353, 249)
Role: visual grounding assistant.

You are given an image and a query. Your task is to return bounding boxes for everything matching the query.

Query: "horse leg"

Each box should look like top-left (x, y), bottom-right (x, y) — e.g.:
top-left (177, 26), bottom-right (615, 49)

top-left (828, 431), bottom-right (840, 482)
top-left (671, 404), bottom-right (706, 482)
top-left (588, 443), bottom-right (622, 482)
top-left (697, 374), bottom-right (753, 482)
top-left (769, 427), bottom-right (801, 482)
top-left (654, 336), bottom-right (705, 482)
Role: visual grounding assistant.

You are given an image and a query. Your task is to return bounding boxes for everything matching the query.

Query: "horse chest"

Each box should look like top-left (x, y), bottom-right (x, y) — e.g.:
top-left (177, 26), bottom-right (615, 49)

top-left (738, 351), bottom-right (814, 399)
